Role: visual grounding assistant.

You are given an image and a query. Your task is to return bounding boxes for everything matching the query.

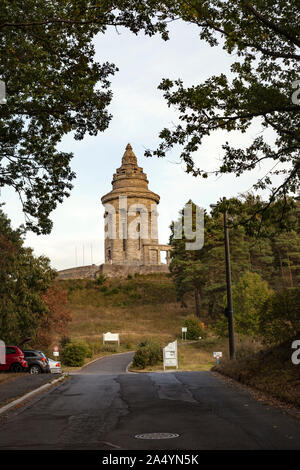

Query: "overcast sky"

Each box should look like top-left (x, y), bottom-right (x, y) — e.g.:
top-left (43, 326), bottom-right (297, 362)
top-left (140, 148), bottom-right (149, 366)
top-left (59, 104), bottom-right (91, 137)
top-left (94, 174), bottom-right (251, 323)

top-left (2, 20), bottom-right (278, 271)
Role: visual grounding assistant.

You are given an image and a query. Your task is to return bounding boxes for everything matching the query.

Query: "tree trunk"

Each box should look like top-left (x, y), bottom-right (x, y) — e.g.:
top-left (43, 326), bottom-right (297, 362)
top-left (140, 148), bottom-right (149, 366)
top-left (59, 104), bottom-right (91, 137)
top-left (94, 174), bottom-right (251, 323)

top-left (194, 287), bottom-right (201, 318)
top-left (287, 254), bottom-right (294, 287)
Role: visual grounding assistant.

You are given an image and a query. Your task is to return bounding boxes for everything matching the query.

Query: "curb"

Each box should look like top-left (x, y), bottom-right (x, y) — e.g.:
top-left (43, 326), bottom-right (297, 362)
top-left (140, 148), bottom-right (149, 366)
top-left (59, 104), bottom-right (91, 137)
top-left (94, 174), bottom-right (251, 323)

top-left (0, 374), bottom-right (67, 416)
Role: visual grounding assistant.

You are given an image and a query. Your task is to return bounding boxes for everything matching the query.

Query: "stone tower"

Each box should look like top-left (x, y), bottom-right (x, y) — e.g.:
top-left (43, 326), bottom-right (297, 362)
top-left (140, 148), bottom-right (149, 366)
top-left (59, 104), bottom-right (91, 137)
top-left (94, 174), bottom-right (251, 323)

top-left (100, 144), bottom-right (171, 276)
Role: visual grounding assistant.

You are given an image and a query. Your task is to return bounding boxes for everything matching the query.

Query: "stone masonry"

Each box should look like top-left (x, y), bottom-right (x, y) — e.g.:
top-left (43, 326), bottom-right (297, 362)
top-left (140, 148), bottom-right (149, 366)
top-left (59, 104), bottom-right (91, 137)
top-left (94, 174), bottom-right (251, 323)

top-left (99, 144), bottom-right (172, 276)
top-left (57, 144), bottom-right (172, 279)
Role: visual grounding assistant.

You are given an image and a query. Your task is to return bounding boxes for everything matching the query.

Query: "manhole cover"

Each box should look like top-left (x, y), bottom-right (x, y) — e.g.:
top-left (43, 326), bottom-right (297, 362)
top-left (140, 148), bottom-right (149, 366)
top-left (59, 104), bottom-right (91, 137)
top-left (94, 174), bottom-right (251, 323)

top-left (135, 433), bottom-right (179, 440)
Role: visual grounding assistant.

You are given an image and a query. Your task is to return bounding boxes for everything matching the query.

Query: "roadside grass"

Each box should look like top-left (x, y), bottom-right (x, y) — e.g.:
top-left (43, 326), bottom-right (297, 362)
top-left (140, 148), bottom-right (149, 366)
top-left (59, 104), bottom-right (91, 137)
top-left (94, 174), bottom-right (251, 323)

top-left (130, 336), bottom-right (229, 372)
top-left (215, 336), bottom-right (300, 408)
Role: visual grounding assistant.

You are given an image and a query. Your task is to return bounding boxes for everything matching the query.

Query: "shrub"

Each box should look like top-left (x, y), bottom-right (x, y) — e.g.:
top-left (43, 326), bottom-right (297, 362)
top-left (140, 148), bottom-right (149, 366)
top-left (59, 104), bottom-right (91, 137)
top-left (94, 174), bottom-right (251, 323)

top-left (59, 335), bottom-right (71, 349)
top-left (183, 315), bottom-right (206, 340)
top-left (95, 273), bottom-right (107, 286)
top-left (104, 286), bottom-right (121, 296)
top-left (61, 342), bottom-right (88, 367)
top-left (132, 339), bottom-right (162, 369)
top-left (260, 287), bottom-right (300, 344)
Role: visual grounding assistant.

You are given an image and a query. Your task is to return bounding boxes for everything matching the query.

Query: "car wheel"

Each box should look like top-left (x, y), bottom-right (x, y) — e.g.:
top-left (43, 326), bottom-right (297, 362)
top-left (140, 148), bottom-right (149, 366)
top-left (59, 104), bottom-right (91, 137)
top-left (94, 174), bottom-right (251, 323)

top-left (29, 365), bottom-right (42, 374)
top-left (10, 363), bottom-right (23, 373)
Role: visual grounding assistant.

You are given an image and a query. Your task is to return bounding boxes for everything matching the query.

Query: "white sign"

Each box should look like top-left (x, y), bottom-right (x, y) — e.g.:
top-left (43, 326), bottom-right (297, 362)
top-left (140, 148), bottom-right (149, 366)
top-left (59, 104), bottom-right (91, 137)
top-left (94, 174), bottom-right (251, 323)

top-left (182, 327), bottom-right (187, 333)
top-left (213, 352), bottom-right (223, 358)
top-left (53, 351), bottom-right (59, 357)
top-left (103, 332), bottom-right (120, 346)
top-left (163, 340), bottom-right (178, 370)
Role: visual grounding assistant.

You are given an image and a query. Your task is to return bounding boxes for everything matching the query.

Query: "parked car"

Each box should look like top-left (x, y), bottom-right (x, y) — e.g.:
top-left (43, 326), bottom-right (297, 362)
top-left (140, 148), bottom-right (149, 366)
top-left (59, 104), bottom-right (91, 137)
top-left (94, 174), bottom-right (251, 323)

top-left (22, 350), bottom-right (50, 374)
top-left (0, 346), bottom-right (28, 372)
top-left (47, 358), bottom-right (62, 374)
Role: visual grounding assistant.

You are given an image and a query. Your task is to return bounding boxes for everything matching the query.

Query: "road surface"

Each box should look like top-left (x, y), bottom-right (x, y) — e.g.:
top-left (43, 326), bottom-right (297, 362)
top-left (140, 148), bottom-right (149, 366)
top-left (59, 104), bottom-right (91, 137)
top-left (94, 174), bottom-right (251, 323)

top-left (0, 351), bottom-right (299, 450)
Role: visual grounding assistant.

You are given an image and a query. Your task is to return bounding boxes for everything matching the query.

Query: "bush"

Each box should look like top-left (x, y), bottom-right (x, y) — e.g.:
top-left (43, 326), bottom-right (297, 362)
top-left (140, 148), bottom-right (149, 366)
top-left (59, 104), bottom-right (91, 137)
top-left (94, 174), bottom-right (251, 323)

top-left (95, 273), bottom-right (107, 286)
top-left (132, 339), bottom-right (162, 369)
top-left (61, 342), bottom-right (88, 367)
top-left (260, 287), bottom-right (300, 344)
top-left (183, 315), bottom-right (206, 340)
top-left (59, 335), bottom-right (71, 349)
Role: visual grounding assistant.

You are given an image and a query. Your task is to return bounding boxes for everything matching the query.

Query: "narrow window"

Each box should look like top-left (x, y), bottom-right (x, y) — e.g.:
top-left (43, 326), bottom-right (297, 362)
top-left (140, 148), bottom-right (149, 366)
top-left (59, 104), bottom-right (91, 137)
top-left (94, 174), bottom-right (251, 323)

top-left (123, 223), bottom-right (126, 251)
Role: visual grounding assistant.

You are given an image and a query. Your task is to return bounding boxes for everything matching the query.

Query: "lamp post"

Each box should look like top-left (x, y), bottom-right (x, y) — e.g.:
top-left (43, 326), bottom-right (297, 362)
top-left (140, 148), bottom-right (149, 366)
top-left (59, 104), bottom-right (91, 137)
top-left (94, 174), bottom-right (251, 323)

top-left (210, 198), bottom-right (236, 360)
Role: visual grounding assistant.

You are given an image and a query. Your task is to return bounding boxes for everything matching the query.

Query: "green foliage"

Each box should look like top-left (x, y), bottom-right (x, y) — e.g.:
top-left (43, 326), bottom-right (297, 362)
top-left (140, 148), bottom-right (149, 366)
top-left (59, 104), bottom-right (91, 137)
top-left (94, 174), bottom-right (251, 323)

top-left (59, 336), bottom-right (71, 349)
top-left (95, 273), bottom-right (107, 286)
top-left (0, 208), bottom-right (56, 344)
top-left (145, 1), bottom-right (300, 207)
top-left (260, 287), bottom-right (300, 344)
top-left (132, 339), bottom-right (162, 369)
top-left (183, 315), bottom-right (206, 340)
top-left (0, 1), bottom-right (169, 234)
top-left (61, 341), bottom-right (90, 367)
top-left (214, 272), bottom-right (272, 338)
top-left (233, 271), bottom-right (272, 337)
top-left (170, 196), bottom-right (300, 325)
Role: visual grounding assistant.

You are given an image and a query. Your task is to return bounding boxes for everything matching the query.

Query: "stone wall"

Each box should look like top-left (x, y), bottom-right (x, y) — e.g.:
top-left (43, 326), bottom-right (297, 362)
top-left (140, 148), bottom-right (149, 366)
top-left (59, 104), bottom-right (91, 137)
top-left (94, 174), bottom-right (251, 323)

top-left (99, 263), bottom-right (170, 278)
top-left (56, 263), bottom-right (170, 279)
top-left (56, 264), bottom-right (100, 280)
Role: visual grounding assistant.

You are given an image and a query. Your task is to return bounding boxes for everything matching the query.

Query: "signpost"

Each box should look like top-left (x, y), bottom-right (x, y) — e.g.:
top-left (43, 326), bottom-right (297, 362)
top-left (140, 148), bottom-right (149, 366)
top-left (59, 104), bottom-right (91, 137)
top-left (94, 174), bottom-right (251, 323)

top-left (213, 351), bottom-right (222, 365)
top-left (103, 332), bottom-right (120, 346)
top-left (53, 345), bottom-right (59, 357)
top-left (163, 340), bottom-right (178, 370)
top-left (181, 327), bottom-right (187, 341)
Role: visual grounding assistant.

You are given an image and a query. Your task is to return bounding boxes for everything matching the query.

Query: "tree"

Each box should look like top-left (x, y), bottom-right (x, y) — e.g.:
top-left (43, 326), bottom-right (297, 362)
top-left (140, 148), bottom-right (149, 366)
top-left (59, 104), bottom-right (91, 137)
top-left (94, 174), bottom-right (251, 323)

top-left (232, 271), bottom-right (272, 336)
top-left (260, 287), bottom-right (300, 344)
top-left (169, 201), bottom-right (206, 317)
top-left (215, 271), bottom-right (272, 337)
top-left (145, 1), bottom-right (300, 212)
top-left (35, 285), bottom-right (71, 349)
top-left (0, 1), bottom-right (169, 233)
top-left (0, 207), bottom-right (56, 343)
top-left (171, 195), bottom-right (300, 326)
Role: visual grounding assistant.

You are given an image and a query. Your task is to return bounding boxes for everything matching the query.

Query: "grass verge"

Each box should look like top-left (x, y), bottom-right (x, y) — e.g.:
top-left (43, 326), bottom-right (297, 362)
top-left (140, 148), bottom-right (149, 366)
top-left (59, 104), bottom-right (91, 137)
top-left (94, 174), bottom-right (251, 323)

top-left (214, 336), bottom-right (300, 408)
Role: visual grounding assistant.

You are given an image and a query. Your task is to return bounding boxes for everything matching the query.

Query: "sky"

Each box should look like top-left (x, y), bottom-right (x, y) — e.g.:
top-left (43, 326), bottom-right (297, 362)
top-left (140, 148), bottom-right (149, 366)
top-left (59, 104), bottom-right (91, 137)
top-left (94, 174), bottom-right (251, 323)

top-left (2, 20), bottom-right (279, 271)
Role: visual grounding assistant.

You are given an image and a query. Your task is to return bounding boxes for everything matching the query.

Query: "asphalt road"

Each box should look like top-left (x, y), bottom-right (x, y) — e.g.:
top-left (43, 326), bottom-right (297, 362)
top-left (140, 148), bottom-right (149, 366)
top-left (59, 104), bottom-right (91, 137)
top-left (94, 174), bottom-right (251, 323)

top-left (0, 351), bottom-right (299, 450)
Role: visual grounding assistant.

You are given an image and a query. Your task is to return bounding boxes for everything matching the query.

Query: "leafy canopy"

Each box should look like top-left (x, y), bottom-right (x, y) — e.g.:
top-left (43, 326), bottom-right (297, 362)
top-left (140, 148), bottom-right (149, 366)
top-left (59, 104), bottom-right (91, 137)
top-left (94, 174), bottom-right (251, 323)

top-left (145, 1), bottom-right (300, 206)
top-left (0, 207), bottom-right (56, 343)
top-left (0, 0), bottom-right (169, 233)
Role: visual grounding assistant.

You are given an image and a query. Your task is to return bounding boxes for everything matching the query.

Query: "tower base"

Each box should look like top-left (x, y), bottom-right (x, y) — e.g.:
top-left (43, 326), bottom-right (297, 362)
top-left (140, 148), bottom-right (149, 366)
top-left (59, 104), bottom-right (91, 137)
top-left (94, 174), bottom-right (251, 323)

top-left (99, 263), bottom-right (170, 278)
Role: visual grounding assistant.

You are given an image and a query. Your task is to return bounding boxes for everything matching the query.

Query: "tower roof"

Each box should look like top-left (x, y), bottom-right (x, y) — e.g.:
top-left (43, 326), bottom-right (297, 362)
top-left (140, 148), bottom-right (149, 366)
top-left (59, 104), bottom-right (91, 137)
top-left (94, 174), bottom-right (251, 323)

top-left (101, 143), bottom-right (160, 205)
top-left (122, 143), bottom-right (137, 166)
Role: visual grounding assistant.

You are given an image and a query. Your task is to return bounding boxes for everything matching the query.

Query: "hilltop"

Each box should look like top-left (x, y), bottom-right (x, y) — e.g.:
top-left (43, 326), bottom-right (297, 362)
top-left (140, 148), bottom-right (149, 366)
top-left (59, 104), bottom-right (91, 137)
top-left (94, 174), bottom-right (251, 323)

top-left (58, 273), bottom-right (197, 349)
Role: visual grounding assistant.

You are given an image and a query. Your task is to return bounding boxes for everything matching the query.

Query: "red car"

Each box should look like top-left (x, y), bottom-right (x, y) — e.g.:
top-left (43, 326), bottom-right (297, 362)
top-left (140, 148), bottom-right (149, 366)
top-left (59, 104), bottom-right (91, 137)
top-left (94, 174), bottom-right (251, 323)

top-left (0, 345), bottom-right (28, 372)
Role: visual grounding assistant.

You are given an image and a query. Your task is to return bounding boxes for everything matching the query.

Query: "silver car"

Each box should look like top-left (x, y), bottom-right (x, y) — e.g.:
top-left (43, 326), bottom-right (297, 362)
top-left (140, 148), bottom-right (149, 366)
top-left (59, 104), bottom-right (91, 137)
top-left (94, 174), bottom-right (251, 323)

top-left (47, 358), bottom-right (62, 374)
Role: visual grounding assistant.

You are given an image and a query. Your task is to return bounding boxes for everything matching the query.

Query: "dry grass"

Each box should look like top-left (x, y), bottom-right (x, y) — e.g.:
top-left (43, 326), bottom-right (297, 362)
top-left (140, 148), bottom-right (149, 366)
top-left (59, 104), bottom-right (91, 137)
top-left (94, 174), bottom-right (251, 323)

top-left (130, 336), bottom-right (230, 372)
top-left (58, 275), bottom-right (196, 351)
top-left (215, 336), bottom-right (300, 408)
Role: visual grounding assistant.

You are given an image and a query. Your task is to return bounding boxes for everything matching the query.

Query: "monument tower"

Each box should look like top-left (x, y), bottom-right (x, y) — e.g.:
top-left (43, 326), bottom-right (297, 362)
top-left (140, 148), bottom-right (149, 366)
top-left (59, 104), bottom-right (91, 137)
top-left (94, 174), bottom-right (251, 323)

top-left (100, 143), bottom-right (171, 277)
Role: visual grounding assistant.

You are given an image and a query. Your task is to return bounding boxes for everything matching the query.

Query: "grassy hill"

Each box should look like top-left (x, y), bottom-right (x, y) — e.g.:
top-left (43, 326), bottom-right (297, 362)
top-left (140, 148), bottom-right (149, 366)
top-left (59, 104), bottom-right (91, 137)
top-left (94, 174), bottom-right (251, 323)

top-left (58, 273), bottom-right (197, 350)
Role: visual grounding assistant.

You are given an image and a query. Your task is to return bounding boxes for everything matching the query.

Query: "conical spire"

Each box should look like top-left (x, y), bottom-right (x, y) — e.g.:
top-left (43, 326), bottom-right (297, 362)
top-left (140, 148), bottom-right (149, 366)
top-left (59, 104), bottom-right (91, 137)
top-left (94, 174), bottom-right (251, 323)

top-left (122, 143), bottom-right (137, 166)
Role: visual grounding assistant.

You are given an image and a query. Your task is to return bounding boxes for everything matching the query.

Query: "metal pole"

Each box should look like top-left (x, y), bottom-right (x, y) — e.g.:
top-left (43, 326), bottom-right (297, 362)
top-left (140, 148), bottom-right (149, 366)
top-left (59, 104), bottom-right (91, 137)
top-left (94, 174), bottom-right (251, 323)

top-left (223, 198), bottom-right (236, 360)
